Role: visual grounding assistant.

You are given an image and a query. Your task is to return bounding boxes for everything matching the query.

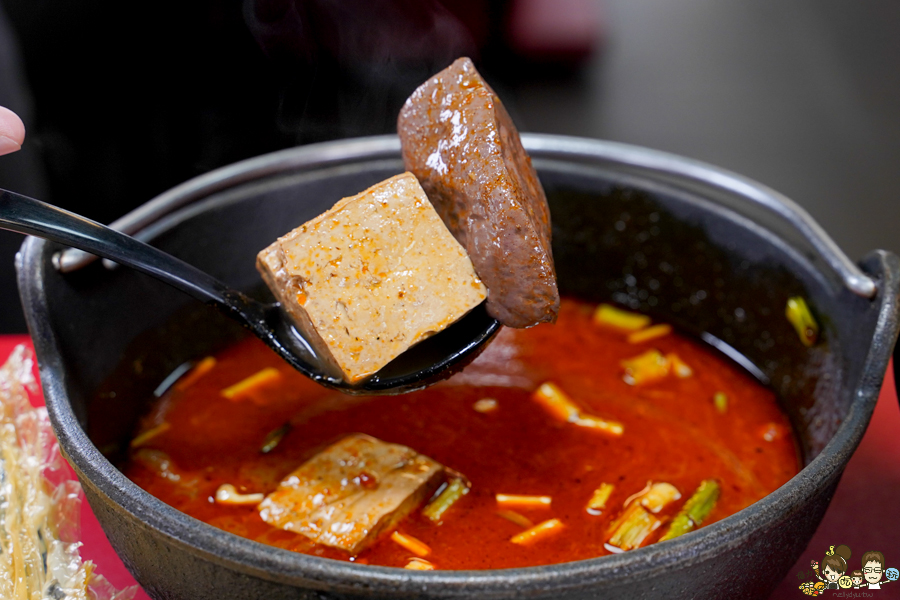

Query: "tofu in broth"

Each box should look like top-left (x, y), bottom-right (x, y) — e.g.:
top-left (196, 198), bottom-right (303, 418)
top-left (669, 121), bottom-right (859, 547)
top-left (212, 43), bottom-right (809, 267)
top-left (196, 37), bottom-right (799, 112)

top-left (258, 434), bottom-right (444, 554)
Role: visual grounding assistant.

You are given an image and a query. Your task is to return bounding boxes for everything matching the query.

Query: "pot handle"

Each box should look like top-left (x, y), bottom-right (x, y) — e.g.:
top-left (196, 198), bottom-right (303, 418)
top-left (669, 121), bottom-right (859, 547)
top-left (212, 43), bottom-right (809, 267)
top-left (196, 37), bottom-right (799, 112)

top-left (52, 134), bottom-right (880, 300)
top-left (521, 135), bottom-right (878, 299)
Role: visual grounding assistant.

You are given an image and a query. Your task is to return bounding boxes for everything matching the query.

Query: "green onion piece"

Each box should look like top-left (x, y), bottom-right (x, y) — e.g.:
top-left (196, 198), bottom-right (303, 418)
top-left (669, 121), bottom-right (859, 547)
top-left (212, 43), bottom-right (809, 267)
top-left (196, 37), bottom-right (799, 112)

top-left (260, 423), bottom-right (291, 454)
top-left (422, 478), bottom-right (469, 522)
top-left (640, 482), bottom-right (681, 514)
top-left (660, 479), bottom-right (720, 541)
top-left (713, 392), bottom-right (728, 414)
top-left (496, 510), bottom-right (533, 528)
top-left (786, 297), bottom-right (819, 347)
top-left (607, 503), bottom-right (659, 551)
top-left (586, 483), bottom-right (615, 513)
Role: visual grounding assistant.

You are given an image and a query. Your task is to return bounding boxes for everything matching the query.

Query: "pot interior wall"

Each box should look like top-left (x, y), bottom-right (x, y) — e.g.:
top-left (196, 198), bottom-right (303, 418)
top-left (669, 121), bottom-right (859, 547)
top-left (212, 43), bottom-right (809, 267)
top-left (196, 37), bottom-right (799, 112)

top-left (32, 156), bottom-right (881, 468)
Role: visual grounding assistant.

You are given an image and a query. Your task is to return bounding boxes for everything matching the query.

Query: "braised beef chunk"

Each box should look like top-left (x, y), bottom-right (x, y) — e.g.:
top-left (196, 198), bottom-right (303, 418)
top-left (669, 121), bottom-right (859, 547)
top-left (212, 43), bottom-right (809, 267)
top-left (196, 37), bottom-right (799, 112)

top-left (397, 57), bottom-right (559, 328)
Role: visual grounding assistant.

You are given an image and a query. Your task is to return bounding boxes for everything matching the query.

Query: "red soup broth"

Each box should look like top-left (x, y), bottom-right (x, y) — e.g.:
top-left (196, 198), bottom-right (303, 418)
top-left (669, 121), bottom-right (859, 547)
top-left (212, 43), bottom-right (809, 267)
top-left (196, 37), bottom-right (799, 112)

top-left (122, 298), bottom-right (800, 570)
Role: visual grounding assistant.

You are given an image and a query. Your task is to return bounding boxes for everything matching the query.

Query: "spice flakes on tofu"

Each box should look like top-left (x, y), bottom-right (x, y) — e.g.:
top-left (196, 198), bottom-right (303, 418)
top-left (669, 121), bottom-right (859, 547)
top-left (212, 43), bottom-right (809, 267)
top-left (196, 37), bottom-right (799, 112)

top-left (258, 433), bottom-right (444, 554)
top-left (256, 172), bottom-right (487, 384)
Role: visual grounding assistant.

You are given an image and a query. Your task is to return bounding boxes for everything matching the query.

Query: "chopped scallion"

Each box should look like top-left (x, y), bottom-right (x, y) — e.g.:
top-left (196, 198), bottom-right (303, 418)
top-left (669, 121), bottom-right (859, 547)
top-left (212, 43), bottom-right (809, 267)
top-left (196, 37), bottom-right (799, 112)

top-left (221, 368), bottom-right (282, 400)
top-left (510, 518), bottom-right (564, 545)
top-left (786, 297), bottom-right (818, 347)
top-left (627, 324), bottom-right (672, 344)
top-left (639, 482), bottom-right (681, 514)
top-left (422, 478), bottom-right (469, 522)
top-left (496, 510), bottom-right (534, 528)
top-left (129, 422), bottom-right (171, 449)
top-left (260, 423), bottom-right (292, 454)
top-left (606, 503), bottom-right (659, 551)
top-left (390, 531), bottom-right (431, 557)
top-left (713, 392), bottom-right (728, 414)
top-left (659, 479), bottom-right (720, 541)
top-left (586, 483), bottom-right (614, 514)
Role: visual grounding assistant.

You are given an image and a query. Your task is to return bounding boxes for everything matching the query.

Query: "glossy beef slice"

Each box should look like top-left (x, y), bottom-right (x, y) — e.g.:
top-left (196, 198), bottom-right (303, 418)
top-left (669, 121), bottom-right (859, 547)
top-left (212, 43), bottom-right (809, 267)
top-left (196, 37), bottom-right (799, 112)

top-left (397, 57), bottom-right (559, 328)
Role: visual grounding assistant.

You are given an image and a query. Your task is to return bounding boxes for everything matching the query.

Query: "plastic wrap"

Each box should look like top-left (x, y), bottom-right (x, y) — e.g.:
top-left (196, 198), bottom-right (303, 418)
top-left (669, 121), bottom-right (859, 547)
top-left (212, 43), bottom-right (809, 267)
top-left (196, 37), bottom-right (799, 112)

top-left (0, 345), bottom-right (136, 600)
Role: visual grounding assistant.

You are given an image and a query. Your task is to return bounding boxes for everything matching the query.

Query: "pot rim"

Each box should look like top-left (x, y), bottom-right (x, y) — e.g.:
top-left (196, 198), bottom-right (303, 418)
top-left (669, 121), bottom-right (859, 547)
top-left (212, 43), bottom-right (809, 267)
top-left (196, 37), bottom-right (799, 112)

top-left (19, 134), bottom-right (898, 595)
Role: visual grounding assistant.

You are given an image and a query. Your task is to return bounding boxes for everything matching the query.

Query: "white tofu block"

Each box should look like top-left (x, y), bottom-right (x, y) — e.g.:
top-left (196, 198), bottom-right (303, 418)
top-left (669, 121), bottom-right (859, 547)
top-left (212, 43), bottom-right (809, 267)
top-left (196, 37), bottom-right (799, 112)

top-left (256, 172), bottom-right (488, 383)
top-left (257, 433), bottom-right (444, 554)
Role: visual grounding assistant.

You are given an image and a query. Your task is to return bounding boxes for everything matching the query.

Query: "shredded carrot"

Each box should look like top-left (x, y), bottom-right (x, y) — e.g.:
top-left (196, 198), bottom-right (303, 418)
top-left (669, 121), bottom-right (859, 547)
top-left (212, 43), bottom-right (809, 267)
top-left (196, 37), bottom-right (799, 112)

top-left (390, 531), bottom-right (431, 557)
top-left (496, 510), bottom-right (534, 528)
top-left (221, 367), bottom-right (282, 400)
top-left (592, 304), bottom-right (651, 331)
top-left (510, 518), bottom-right (564, 545)
top-left (404, 557), bottom-right (435, 570)
top-left (627, 324), bottom-right (672, 344)
top-left (174, 356), bottom-right (217, 391)
top-left (573, 414), bottom-right (625, 436)
top-left (586, 483), bottom-right (614, 513)
top-left (532, 383), bottom-right (624, 436)
top-left (496, 494), bottom-right (552, 509)
top-left (533, 382), bottom-right (580, 422)
top-left (130, 421), bottom-right (171, 448)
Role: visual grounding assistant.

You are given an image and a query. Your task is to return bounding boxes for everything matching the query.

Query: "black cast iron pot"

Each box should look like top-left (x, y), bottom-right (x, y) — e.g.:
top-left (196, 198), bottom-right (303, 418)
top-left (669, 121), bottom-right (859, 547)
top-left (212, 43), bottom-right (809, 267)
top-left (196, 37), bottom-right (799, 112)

top-left (16, 135), bottom-right (900, 599)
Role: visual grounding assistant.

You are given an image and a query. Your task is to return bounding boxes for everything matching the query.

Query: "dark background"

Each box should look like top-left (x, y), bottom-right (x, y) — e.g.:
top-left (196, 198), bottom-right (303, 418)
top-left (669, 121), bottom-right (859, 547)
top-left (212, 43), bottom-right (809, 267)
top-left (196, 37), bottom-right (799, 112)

top-left (1, 0), bottom-right (899, 332)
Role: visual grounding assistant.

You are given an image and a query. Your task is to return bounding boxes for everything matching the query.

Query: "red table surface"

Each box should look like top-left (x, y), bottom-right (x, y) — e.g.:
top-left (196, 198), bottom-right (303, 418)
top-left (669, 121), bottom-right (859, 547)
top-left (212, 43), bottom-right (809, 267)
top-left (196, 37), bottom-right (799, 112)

top-left (1, 335), bottom-right (897, 600)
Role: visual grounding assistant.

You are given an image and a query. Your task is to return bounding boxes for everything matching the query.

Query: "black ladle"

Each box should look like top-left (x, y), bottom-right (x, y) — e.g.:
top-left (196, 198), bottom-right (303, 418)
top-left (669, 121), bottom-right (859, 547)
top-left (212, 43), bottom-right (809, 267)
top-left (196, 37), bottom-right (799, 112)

top-left (0, 189), bottom-right (501, 395)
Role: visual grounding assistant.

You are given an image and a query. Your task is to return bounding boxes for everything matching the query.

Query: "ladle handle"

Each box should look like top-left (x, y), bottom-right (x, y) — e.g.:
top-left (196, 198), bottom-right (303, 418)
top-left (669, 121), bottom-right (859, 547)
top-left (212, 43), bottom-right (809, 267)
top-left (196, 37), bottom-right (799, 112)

top-left (0, 188), bottom-right (245, 313)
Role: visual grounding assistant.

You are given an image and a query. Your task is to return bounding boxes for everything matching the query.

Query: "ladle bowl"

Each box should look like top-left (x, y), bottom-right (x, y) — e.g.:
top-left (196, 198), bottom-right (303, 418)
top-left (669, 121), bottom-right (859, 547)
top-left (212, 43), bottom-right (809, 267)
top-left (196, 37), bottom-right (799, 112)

top-left (0, 188), bottom-right (500, 394)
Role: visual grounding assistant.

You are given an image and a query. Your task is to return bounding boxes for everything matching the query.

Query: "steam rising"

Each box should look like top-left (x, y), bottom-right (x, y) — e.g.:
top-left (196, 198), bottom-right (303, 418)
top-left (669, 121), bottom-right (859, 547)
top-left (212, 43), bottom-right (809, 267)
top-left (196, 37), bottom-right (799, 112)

top-left (242, 0), bottom-right (478, 140)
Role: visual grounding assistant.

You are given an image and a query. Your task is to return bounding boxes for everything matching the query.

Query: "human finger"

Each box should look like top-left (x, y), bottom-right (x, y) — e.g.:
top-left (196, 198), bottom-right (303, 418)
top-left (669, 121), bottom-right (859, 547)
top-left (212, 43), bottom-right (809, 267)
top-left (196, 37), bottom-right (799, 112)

top-left (0, 106), bottom-right (26, 156)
